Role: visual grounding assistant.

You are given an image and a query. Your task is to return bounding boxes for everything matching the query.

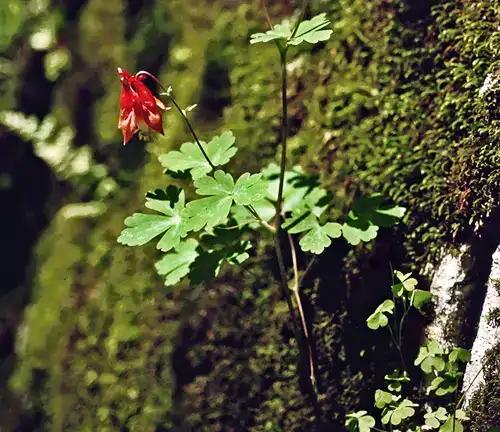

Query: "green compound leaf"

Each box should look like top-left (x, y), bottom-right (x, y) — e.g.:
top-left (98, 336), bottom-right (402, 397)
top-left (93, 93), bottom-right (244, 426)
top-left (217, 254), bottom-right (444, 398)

top-left (411, 289), bottom-right (432, 309)
top-left (342, 193), bottom-right (406, 246)
top-left (384, 369), bottom-right (410, 393)
top-left (183, 173), bottom-right (234, 232)
top-left (424, 407), bottom-right (448, 429)
top-left (195, 170), bottom-right (234, 195)
top-left (232, 172), bottom-right (268, 205)
top-left (270, 164), bottom-right (338, 254)
top-left (345, 411), bottom-right (376, 432)
top-left (184, 170), bottom-right (266, 232)
top-left (154, 228), bottom-right (251, 287)
top-left (263, 163), bottom-right (330, 216)
top-left (189, 228), bottom-right (252, 284)
top-left (393, 270), bottom-right (418, 293)
top-left (449, 347), bottom-right (471, 363)
top-left (249, 14), bottom-right (332, 47)
top-left (382, 399), bottom-right (418, 426)
top-left (159, 131), bottom-right (237, 179)
top-left (288, 13), bottom-right (333, 46)
top-left (118, 190), bottom-right (188, 252)
top-left (250, 20), bottom-right (293, 44)
top-left (440, 417), bottom-right (464, 432)
top-left (367, 299), bottom-right (394, 330)
top-left (414, 340), bottom-right (446, 373)
top-left (155, 239), bottom-right (199, 286)
top-left (283, 213), bottom-right (341, 254)
top-left (428, 373), bottom-right (460, 396)
top-left (341, 221), bottom-right (379, 246)
top-left (375, 389), bottom-right (395, 409)
top-left (352, 193), bottom-right (407, 228)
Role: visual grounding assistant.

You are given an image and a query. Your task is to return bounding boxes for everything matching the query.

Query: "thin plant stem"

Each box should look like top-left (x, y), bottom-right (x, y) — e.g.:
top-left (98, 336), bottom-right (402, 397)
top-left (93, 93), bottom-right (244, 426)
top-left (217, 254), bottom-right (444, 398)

top-left (167, 96), bottom-right (215, 170)
top-left (275, 235), bottom-right (301, 336)
top-left (387, 322), bottom-right (407, 372)
top-left (272, 44), bottom-right (301, 352)
top-left (274, 48), bottom-right (288, 229)
top-left (388, 262), bottom-right (407, 372)
top-left (398, 298), bottom-right (410, 349)
top-left (140, 70), bottom-right (275, 232)
top-left (245, 204), bottom-right (276, 232)
top-left (248, 204), bottom-right (276, 232)
top-left (135, 70), bottom-right (214, 170)
top-left (288, 233), bottom-right (318, 395)
top-left (270, 0), bottom-right (321, 404)
top-left (261, 0), bottom-right (274, 30)
top-left (298, 255), bottom-right (316, 287)
top-left (290, 0), bottom-right (309, 39)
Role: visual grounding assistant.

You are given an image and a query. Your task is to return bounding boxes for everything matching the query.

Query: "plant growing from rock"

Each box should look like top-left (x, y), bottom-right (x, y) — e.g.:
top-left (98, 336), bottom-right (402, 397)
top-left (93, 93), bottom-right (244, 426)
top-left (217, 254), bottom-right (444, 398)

top-left (116, 0), bottom-right (405, 402)
top-left (347, 270), bottom-right (474, 432)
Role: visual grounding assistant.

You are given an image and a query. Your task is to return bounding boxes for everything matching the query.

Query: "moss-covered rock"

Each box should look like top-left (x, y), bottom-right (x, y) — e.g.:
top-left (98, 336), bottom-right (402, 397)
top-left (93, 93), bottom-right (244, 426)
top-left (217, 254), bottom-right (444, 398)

top-left (2, 0), bottom-right (499, 430)
top-left (468, 344), bottom-right (500, 431)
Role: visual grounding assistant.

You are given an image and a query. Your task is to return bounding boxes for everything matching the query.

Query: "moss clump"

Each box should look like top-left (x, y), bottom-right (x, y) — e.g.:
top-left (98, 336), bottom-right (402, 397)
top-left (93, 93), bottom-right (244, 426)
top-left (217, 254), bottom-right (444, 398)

top-left (468, 345), bottom-right (500, 431)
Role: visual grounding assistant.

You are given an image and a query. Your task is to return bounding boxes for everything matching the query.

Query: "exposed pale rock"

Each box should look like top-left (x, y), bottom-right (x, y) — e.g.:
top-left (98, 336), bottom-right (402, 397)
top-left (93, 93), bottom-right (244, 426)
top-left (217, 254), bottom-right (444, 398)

top-left (462, 245), bottom-right (500, 407)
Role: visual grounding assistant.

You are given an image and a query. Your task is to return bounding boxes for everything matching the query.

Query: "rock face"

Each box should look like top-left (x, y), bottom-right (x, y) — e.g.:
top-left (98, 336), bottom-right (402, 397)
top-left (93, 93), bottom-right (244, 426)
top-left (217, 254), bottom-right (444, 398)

top-left (425, 242), bottom-right (500, 409)
top-left (426, 247), bottom-right (468, 346)
top-left (462, 245), bottom-right (500, 408)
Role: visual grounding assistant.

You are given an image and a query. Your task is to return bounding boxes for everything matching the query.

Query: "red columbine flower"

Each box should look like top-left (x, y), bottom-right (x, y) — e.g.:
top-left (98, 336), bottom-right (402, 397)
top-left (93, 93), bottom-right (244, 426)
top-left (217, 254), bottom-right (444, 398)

top-left (117, 67), bottom-right (166, 145)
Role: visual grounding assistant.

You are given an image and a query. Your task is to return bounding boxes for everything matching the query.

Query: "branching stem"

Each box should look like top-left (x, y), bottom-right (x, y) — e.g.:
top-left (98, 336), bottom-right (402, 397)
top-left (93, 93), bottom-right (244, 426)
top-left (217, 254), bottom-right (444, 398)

top-left (142, 71), bottom-right (273, 232)
top-left (270, 0), bottom-right (319, 405)
top-left (288, 233), bottom-right (317, 395)
top-left (136, 70), bottom-right (214, 170)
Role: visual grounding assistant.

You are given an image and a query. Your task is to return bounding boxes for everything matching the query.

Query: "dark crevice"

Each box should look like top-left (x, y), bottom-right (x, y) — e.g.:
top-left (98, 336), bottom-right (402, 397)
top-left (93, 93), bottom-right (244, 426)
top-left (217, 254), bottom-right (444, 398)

top-left (452, 214), bottom-right (500, 349)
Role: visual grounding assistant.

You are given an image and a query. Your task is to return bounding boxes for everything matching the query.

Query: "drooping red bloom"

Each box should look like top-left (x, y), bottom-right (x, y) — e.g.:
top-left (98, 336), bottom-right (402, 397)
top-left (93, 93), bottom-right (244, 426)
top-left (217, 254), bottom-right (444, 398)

top-left (117, 67), bottom-right (166, 145)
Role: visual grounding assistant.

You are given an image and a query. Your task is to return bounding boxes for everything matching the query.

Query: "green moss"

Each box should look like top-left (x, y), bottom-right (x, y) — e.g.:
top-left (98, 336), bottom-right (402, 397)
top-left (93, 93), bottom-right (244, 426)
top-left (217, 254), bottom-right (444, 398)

top-left (468, 345), bottom-right (500, 431)
top-left (173, 0), bottom-right (500, 428)
top-left (9, 0), bottom-right (221, 430)
top-left (9, 0), bottom-right (500, 429)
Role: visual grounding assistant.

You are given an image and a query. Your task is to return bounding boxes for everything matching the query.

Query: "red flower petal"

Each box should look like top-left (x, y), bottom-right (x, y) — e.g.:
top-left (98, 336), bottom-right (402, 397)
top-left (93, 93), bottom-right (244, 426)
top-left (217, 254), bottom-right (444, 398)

top-left (117, 67), bottom-right (166, 143)
top-left (131, 80), bottom-right (164, 135)
top-left (119, 107), bottom-right (137, 145)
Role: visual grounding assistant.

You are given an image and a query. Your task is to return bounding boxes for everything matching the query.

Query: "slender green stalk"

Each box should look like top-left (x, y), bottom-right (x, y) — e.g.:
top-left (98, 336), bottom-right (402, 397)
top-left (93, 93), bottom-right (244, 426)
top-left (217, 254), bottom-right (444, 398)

top-left (141, 71), bottom-right (274, 232)
top-left (387, 322), bottom-right (407, 372)
top-left (246, 204), bottom-right (276, 232)
top-left (268, 0), bottom-right (321, 405)
top-left (135, 70), bottom-right (214, 170)
top-left (274, 46), bottom-right (300, 336)
top-left (290, 0), bottom-right (309, 39)
top-left (275, 48), bottom-right (289, 229)
top-left (167, 96), bottom-right (215, 170)
top-left (298, 256), bottom-right (316, 287)
top-left (388, 263), bottom-right (408, 372)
